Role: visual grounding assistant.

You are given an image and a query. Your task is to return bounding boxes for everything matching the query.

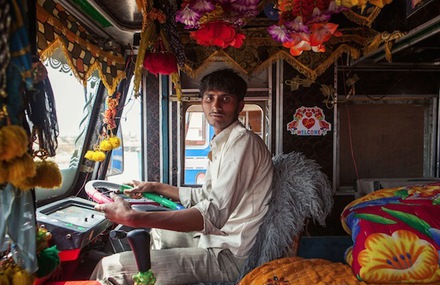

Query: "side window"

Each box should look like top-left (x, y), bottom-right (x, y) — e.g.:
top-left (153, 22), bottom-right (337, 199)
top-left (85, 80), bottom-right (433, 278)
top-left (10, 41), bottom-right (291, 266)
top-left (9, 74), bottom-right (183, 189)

top-left (35, 57), bottom-right (100, 201)
top-left (184, 106), bottom-right (211, 185)
top-left (183, 103), bottom-right (264, 185)
top-left (106, 78), bottom-right (142, 184)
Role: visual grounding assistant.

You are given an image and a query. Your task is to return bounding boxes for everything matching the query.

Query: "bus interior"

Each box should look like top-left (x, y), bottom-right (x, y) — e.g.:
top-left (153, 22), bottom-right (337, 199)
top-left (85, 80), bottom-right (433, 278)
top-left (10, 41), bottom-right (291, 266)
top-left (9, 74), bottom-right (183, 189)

top-left (1, 0), bottom-right (440, 284)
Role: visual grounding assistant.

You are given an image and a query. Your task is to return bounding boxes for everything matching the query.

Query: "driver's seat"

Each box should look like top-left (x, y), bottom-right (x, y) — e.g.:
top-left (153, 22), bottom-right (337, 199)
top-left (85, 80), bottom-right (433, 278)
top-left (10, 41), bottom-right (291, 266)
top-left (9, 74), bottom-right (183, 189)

top-left (122, 151), bottom-right (333, 285)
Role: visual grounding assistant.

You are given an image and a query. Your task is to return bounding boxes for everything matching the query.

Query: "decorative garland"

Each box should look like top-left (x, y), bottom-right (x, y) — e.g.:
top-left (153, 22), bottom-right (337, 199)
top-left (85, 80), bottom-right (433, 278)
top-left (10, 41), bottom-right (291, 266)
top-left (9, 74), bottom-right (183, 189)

top-left (133, 0), bottom-right (183, 100)
top-left (84, 92), bottom-right (121, 162)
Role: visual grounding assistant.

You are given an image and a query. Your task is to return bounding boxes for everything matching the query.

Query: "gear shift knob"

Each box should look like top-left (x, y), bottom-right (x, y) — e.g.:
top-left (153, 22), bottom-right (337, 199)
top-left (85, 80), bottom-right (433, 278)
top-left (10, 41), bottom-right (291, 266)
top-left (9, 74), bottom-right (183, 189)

top-left (127, 229), bottom-right (151, 272)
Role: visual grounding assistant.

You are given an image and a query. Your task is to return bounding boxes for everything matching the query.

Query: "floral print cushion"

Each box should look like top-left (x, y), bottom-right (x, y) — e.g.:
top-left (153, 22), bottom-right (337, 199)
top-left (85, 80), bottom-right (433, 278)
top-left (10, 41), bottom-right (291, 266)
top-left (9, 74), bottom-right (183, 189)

top-left (341, 184), bottom-right (440, 283)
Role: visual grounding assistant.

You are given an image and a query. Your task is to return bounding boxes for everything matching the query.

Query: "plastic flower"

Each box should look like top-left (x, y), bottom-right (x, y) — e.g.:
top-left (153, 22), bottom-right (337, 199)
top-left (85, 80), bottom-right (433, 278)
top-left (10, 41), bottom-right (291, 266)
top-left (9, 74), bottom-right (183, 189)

top-left (267, 25), bottom-right (292, 43)
top-left (309, 22), bottom-right (342, 52)
top-left (190, 0), bottom-right (215, 14)
top-left (269, 0), bottom-right (345, 56)
top-left (358, 230), bottom-right (440, 283)
top-left (190, 22), bottom-right (245, 48)
top-left (284, 16), bottom-right (310, 34)
top-left (176, 0), bottom-right (258, 48)
top-left (175, 5), bottom-right (201, 28)
top-left (283, 33), bottom-right (311, 56)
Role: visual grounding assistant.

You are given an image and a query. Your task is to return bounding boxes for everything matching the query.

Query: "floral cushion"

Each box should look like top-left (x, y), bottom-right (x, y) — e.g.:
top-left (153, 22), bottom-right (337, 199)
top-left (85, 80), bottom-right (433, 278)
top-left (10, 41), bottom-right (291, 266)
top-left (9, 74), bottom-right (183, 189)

top-left (341, 184), bottom-right (440, 283)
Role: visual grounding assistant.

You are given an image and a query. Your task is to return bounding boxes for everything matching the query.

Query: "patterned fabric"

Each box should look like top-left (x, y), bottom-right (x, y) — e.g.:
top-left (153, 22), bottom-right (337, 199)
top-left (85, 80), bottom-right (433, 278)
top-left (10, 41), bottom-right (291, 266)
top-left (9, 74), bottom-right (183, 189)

top-left (36, 0), bottom-right (126, 95)
top-left (181, 26), bottom-right (379, 81)
top-left (341, 184), bottom-right (440, 284)
top-left (0, 0), bottom-right (10, 99)
top-left (239, 257), bottom-right (370, 285)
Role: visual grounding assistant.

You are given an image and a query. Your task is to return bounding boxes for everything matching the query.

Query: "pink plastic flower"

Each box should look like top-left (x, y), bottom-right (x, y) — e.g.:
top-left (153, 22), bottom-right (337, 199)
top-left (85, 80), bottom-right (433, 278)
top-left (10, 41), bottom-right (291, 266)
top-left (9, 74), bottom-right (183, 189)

top-left (175, 6), bottom-right (200, 28)
top-left (190, 0), bottom-right (215, 13)
top-left (268, 25), bottom-right (292, 43)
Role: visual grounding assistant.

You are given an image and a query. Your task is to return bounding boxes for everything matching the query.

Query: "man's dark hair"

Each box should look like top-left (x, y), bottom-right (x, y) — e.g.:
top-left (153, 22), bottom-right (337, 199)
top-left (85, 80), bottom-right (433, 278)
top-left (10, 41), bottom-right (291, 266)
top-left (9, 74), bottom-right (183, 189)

top-left (199, 68), bottom-right (247, 101)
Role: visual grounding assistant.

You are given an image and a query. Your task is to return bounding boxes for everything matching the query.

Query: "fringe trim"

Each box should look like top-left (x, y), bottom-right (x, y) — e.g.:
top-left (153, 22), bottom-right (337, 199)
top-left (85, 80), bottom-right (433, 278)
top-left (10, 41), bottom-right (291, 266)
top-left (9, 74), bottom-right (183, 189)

top-left (183, 44), bottom-right (360, 80)
top-left (342, 6), bottom-right (382, 27)
top-left (257, 45), bottom-right (360, 80)
top-left (37, 4), bottom-right (126, 95)
top-left (181, 49), bottom-right (250, 79)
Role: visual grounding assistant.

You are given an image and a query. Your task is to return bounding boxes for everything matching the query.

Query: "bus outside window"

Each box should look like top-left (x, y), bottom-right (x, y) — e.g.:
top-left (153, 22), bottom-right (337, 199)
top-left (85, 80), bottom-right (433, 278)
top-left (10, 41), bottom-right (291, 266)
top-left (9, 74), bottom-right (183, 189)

top-left (184, 103), bottom-right (264, 185)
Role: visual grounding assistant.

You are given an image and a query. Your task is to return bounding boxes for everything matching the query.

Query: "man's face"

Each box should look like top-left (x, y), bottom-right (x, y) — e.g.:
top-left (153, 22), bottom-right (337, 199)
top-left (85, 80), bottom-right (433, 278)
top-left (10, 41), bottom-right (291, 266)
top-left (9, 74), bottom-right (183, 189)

top-left (201, 90), bottom-right (245, 135)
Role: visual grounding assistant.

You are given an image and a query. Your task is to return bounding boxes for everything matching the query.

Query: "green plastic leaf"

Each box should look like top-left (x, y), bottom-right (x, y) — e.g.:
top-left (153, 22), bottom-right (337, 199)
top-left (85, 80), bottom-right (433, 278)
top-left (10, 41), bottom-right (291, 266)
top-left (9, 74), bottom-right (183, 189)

top-left (381, 207), bottom-right (432, 237)
top-left (355, 213), bottom-right (397, 225)
top-left (395, 189), bottom-right (410, 200)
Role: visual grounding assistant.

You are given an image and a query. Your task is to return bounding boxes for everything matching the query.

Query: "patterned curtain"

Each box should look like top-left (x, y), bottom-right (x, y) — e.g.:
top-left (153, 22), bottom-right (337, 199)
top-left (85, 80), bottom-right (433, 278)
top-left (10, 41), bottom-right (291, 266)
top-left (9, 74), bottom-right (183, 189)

top-left (36, 0), bottom-right (126, 95)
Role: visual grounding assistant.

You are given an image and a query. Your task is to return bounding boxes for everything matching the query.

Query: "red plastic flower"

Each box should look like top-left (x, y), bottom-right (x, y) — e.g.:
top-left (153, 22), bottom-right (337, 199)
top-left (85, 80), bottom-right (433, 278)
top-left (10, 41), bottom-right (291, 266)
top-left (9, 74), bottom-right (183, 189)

top-left (190, 22), bottom-right (245, 48)
top-left (309, 22), bottom-right (342, 52)
top-left (269, 0), bottom-right (346, 56)
top-left (143, 51), bottom-right (178, 76)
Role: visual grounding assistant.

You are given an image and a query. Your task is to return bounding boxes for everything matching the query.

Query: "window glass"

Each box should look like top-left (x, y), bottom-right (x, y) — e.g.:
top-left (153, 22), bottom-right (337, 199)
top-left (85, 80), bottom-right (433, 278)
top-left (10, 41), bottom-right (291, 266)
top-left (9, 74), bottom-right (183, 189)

top-left (107, 78), bottom-right (142, 184)
top-left (35, 58), bottom-right (100, 201)
top-left (183, 104), bottom-right (264, 185)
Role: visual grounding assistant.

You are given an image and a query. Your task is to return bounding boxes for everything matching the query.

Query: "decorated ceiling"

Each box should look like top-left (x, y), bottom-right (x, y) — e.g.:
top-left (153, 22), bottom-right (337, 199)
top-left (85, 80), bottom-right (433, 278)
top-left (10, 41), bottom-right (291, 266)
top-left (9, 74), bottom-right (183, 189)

top-left (35, 0), bottom-right (437, 95)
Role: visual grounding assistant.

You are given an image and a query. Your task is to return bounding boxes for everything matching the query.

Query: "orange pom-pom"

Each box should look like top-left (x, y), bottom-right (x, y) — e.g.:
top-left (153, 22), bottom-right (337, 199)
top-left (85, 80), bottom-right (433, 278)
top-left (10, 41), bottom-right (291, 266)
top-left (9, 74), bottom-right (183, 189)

top-left (33, 160), bottom-right (62, 188)
top-left (7, 153), bottom-right (36, 189)
top-left (14, 176), bottom-right (35, 191)
top-left (0, 125), bottom-right (29, 161)
top-left (0, 161), bottom-right (8, 183)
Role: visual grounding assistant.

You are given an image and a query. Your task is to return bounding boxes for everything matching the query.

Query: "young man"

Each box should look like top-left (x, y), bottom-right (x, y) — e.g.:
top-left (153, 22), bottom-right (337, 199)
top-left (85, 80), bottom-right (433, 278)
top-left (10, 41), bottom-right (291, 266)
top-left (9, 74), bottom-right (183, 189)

top-left (92, 68), bottom-right (273, 285)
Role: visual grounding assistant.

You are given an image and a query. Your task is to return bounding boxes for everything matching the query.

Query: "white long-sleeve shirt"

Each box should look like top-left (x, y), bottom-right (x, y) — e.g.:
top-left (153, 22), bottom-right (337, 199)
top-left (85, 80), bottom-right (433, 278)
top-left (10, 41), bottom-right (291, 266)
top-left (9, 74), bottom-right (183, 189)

top-left (179, 121), bottom-right (273, 258)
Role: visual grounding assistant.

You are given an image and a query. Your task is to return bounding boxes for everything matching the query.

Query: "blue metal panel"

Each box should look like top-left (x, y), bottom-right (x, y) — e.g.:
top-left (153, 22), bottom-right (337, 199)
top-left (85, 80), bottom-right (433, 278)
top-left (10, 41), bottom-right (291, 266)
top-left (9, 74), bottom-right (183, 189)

top-left (161, 76), bottom-right (169, 183)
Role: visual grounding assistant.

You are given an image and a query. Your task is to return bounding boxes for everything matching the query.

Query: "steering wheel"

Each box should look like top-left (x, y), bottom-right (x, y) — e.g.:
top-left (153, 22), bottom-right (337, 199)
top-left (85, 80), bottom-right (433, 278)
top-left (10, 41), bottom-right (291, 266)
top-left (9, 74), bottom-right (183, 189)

top-left (85, 180), bottom-right (185, 210)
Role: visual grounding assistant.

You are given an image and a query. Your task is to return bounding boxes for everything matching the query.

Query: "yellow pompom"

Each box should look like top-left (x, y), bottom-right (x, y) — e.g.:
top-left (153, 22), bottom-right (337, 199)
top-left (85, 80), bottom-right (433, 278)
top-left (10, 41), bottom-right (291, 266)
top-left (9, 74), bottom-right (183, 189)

top-left (33, 160), bottom-right (62, 188)
top-left (11, 268), bottom-right (34, 285)
top-left (92, 151), bottom-right (106, 162)
top-left (6, 153), bottom-right (36, 188)
top-left (99, 139), bottom-right (113, 151)
top-left (0, 125), bottom-right (29, 161)
top-left (13, 178), bottom-right (35, 191)
top-left (108, 136), bottom-right (121, 149)
top-left (0, 161), bottom-right (8, 184)
top-left (84, 150), bottom-right (95, 160)
top-left (0, 271), bottom-right (10, 285)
